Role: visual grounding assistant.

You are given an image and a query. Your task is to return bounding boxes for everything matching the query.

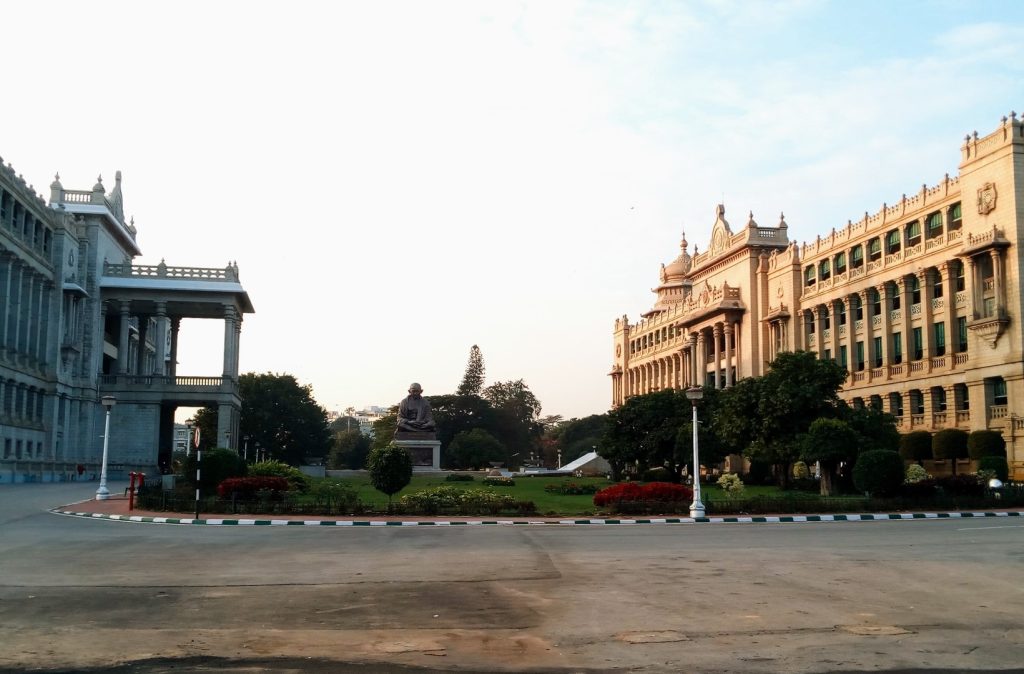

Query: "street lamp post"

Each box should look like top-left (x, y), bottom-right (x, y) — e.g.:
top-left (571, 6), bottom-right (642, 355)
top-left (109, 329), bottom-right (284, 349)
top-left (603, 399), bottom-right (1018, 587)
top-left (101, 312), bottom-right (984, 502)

top-left (684, 387), bottom-right (705, 518)
top-left (95, 395), bottom-right (117, 500)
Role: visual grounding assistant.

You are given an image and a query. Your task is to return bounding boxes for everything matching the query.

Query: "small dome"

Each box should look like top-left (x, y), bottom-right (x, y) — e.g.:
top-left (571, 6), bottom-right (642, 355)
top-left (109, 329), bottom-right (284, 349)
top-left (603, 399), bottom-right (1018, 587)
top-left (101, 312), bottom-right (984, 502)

top-left (662, 231), bottom-right (692, 281)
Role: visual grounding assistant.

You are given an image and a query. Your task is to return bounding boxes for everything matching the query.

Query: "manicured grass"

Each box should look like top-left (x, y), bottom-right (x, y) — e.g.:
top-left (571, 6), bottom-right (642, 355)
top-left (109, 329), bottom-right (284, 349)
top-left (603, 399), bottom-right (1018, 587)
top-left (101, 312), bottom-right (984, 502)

top-left (324, 474), bottom-right (614, 516)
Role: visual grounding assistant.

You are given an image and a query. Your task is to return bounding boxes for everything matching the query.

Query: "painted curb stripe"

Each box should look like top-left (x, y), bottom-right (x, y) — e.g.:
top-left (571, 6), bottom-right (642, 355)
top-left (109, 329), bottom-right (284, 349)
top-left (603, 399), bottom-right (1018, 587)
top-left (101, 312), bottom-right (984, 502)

top-left (50, 508), bottom-right (1021, 527)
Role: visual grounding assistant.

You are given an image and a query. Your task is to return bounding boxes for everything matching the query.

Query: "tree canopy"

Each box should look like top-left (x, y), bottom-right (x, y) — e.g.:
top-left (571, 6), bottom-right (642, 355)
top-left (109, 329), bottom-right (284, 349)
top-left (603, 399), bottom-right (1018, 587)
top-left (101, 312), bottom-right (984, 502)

top-left (456, 345), bottom-right (486, 396)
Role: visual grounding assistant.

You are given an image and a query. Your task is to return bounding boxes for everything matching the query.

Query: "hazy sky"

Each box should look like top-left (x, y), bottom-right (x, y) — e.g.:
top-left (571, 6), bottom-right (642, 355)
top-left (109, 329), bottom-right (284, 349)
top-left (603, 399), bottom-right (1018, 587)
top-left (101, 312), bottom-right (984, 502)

top-left (4, 1), bottom-right (1024, 420)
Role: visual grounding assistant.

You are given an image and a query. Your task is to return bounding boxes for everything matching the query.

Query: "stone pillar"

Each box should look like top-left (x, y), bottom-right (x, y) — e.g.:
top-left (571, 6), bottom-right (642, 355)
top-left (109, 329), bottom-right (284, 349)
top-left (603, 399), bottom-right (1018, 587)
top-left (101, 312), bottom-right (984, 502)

top-left (712, 324), bottom-right (722, 389)
top-left (939, 261), bottom-right (957, 360)
top-left (689, 333), bottom-right (698, 385)
top-left (154, 302), bottom-right (167, 376)
top-left (829, 300), bottom-right (841, 362)
top-left (920, 269), bottom-right (934, 370)
top-left (734, 320), bottom-right (742, 380)
top-left (877, 283), bottom-right (892, 374)
top-left (169, 317), bottom-right (181, 379)
top-left (696, 330), bottom-right (706, 388)
top-left (815, 306), bottom-right (826, 359)
top-left (990, 249), bottom-right (1005, 316)
top-left (966, 256), bottom-right (980, 320)
top-left (724, 321), bottom-right (734, 387)
top-left (222, 306), bottom-right (237, 379)
top-left (898, 276), bottom-right (913, 378)
top-left (136, 314), bottom-right (150, 375)
top-left (860, 290), bottom-right (874, 381)
top-left (233, 316), bottom-right (243, 378)
top-left (117, 301), bottom-right (131, 375)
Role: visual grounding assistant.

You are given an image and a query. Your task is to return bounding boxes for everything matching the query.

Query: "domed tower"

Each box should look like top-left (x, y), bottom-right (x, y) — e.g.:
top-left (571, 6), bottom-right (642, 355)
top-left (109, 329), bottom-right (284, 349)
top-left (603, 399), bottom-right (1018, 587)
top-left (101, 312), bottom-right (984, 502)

top-left (642, 231), bottom-right (693, 317)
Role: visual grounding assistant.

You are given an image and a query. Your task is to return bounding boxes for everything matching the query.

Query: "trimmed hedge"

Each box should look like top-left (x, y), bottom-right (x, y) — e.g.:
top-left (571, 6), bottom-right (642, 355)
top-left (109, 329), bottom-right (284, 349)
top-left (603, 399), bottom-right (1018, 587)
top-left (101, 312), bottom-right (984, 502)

top-left (932, 429), bottom-right (968, 462)
top-left (853, 450), bottom-right (904, 496)
top-left (216, 476), bottom-right (290, 499)
top-left (593, 482), bottom-right (693, 510)
top-left (899, 431), bottom-right (932, 463)
top-left (968, 430), bottom-right (1006, 459)
top-left (183, 448), bottom-right (247, 492)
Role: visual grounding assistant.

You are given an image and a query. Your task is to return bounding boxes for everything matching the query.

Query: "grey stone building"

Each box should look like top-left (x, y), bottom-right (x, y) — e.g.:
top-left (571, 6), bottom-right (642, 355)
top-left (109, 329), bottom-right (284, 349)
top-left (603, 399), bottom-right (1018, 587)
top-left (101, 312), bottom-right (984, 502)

top-left (0, 158), bottom-right (253, 482)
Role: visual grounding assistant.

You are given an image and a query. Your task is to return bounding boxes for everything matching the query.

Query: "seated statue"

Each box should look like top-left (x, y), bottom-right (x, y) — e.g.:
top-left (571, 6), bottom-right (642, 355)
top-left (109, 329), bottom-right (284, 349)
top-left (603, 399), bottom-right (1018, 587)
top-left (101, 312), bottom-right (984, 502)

top-left (395, 383), bottom-right (436, 436)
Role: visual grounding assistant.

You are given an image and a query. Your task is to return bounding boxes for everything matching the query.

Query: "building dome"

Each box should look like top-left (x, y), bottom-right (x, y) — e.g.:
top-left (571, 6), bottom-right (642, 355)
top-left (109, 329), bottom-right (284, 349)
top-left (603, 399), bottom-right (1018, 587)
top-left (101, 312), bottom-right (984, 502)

top-left (662, 232), bottom-right (692, 281)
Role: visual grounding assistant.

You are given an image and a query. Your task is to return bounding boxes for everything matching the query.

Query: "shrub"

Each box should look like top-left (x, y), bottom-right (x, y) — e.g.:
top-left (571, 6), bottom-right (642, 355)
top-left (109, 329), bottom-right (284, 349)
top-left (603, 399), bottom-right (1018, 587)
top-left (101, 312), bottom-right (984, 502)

top-left (978, 456), bottom-right (1009, 482)
top-left (791, 461), bottom-right (810, 479)
top-left (184, 448), bottom-right (247, 492)
top-left (899, 478), bottom-right (937, 499)
top-left (904, 463), bottom-right (930, 484)
top-left (248, 460), bottom-right (309, 492)
top-left (934, 474), bottom-right (984, 496)
top-left (399, 486), bottom-right (532, 515)
top-left (445, 473), bottom-right (475, 482)
top-left (367, 444), bottom-right (413, 503)
top-left (852, 450), bottom-right (904, 496)
top-left (309, 479), bottom-right (361, 511)
top-left (899, 431), bottom-right (932, 463)
top-left (968, 430), bottom-right (1006, 459)
top-left (446, 429), bottom-right (506, 469)
top-left (717, 473), bottom-right (745, 494)
top-left (642, 466), bottom-right (673, 482)
top-left (217, 476), bottom-right (289, 499)
top-left (544, 481), bottom-right (602, 495)
top-left (593, 482), bottom-right (693, 508)
top-left (482, 476), bottom-right (515, 487)
top-left (932, 428), bottom-right (969, 462)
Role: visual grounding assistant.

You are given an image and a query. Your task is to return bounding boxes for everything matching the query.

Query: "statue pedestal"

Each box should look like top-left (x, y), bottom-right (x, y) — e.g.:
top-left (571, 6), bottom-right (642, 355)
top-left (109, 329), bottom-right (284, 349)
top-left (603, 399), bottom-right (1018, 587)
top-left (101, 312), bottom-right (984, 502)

top-left (393, 439), bottom-right (441, 471)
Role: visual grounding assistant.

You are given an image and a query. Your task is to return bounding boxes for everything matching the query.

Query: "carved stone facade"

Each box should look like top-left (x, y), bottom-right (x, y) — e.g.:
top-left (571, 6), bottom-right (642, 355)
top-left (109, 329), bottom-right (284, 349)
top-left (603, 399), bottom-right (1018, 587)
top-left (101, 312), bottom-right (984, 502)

top-left (1, 159), bottom-right (253, 482)
top-left (612, 113), bottom-right (1024, 480)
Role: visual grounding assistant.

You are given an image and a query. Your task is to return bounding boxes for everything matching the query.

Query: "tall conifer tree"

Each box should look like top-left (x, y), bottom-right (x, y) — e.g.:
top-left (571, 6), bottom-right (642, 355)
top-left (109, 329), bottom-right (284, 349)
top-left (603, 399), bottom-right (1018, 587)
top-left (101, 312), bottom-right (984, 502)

top-left (457, 345), bottom-right (486, 396)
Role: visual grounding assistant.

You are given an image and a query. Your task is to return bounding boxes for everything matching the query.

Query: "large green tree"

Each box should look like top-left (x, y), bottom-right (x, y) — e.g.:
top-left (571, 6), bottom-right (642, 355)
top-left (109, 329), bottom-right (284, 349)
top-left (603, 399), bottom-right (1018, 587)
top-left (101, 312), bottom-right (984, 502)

top-left (552, 414), bottom-right (606, 465)
top-left (456, 345), bottom-right (486, 396)
top-left (483, 380), bottom-right (543, 467)
top-left (715, 351), bottom-right (847, 487)
top-left (800, 418), bottom-right (860, 496)
top-left (328, 429), bottom-right (372, 469)
top-left (238, 372), bottom-right (330, 465)
top-left (447, 428), bottom-right (506, 469)
top-left (601, 389), bottom-right (689, 481)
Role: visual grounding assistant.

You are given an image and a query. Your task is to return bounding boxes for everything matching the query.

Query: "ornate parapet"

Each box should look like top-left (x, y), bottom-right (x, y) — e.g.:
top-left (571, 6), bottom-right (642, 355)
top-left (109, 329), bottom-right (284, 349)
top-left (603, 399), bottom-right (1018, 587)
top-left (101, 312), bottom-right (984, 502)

top-left (104, 261), bottom-right (241, 282)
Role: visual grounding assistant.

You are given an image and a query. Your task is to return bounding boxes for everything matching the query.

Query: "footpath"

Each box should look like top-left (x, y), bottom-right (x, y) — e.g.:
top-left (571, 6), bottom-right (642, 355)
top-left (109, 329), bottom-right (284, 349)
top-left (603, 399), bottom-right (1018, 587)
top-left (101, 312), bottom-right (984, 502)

top-left (52, 495), bottom-right (1024, 527)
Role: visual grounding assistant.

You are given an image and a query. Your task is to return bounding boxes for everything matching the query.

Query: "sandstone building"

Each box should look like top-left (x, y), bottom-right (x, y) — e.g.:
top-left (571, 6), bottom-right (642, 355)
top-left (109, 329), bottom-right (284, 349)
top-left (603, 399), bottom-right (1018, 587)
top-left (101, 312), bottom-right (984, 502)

top-left (611, 113), bottom-right (1024, 480)
top-left (1, 159), bottom-right (253, 482)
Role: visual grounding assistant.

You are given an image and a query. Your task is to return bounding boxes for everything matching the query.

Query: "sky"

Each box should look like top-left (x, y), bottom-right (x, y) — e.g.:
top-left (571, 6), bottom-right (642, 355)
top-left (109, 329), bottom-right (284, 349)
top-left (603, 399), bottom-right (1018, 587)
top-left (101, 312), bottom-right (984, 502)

top-left (3, 0), bottom-right (1024, 420)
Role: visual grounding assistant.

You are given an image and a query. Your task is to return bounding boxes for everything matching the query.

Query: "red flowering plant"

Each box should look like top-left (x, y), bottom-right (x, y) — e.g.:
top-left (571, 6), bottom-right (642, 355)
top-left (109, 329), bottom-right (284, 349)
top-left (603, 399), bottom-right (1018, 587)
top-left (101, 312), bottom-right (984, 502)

top-left (217, 476), bottom-right (290, 499)
top-left (593, 481), bottom-right (693, 513)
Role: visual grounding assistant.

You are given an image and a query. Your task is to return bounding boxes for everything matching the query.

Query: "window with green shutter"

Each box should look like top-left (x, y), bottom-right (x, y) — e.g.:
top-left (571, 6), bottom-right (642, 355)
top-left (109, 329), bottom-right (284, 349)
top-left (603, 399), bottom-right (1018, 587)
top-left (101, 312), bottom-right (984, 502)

top-left (868, 238), bottom-right (881, 260)
top-left (927, 212), bottom-right (943, 236)
top-left (819, 259), bottom-right (831, 280)
top-left (851, 245), bottom-right (863, 267)
top-left (935, 322), bottom-right (945, 356)
top-left (886, 229), bottom-right (901, 253)
top-left (835, 252), bottom-right (846, 273)
top-left (949, 202), bottom-right (962, 230)
top-left (906, 220), bottom-right (921, 245)
top-left (805, 265), bottom-right (815, 286)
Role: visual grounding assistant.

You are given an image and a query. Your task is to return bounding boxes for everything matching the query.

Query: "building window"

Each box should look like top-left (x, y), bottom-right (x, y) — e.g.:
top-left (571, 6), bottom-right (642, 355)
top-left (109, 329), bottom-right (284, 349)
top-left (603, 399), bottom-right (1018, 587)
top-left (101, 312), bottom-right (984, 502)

top-left (855, 341), bottom-right (865, 371)
top-left (890, 283), bottom-right (901, 311)
top-left (805, 265), bottom-right (816, 287)
top-left (835, 252), bottom-right (847, 274)
top-left (912, 327), bottom-right (923, 361)
top-left (854, 296), bottom-right (863, 321)
top-left (819, 259), bottom-right (831, 281)
top-left (934, 323), bottom-right (946, 356)
top-left (870, 394), bottom-right (882, 410)
top-left (807, 312), bottom-right (816, 335)
top-left (868, 238), bottom-right (882, 261)
top-left (891, 392), bottom-right (904, 417)
top-left (955, 261), bottom-right (965, 292)
top-left (927, 212), bottom-right (943, 238)
top-left (906, 220), bottom-right (921, 246)
top-left (956, 383), bottom-right (969, 411)
top-left (933, 387), bottom-right (947, 412)
top-left (934, 271), bottom-right (943, 299)
top-left (851, 245), bottom-right (864, 268)
top-left (824, 348), bottom-right (832, 361)
top-left (893, 332), bottom-right (903, 364)
top-left (910, 275), bottom-right (921, 305)
top-left (886, 229), bottom-right (901, 254)
top-left (993, 378), bottom-right (1008, 406)
top-left (838, 301), bottom-right (847, 326)
top-left (873, 336), bottom-right (882, 367)
top-left (912, 390), bottom-right (924, 415)
top-left (871, 288), bottom-right (881, 316)
top-left (957, 316), bottom-right (968, 351)
top-left (839, 345), bottom-right (847, 368)
top-left (823, 310), bottom-right (831, 331)
top-left (949, 202), bottom-right (962, 230)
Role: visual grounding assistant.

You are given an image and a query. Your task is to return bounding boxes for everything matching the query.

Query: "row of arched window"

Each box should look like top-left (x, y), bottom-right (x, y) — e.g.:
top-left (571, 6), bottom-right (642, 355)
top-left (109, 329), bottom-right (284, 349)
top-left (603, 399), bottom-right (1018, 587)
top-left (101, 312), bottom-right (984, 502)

top-left (0, 186), bottom-right (54, 260)
top-left (805, 202), bottom-right (962, 286)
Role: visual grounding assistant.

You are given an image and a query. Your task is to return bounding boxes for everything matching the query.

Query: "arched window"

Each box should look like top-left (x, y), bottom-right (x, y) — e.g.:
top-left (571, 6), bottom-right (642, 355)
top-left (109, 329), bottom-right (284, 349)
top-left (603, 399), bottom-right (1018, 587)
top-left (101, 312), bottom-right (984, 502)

top-left (835, 251), bottom-right (847, 274)
top-left (886, 229), bottom-right (901, 254)
top-left (948, 202), bottom-right (962, 230)
top-left (868, 238), bottom-right (882, 261)
top-left (805, 265), bottom-right (816, 286)
top-left (906, 220), bottom-right (921, 246)
top-left (819, 259), bottom-right (831, 281)
top-left (851, 244), bottom-right (864, 268)
top-left (926, 212), bottom-right (943, 238)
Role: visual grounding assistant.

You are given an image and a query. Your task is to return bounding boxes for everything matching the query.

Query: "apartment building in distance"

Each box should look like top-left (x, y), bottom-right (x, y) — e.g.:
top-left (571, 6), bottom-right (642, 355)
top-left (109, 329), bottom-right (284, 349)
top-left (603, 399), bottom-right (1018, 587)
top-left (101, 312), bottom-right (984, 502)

top-left (611, 112), bottom-right (1024, 480)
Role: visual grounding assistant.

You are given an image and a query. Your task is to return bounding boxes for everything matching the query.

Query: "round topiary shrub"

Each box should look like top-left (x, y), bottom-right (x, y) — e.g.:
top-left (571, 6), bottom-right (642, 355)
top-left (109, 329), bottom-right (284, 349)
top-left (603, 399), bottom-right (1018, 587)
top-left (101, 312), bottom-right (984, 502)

top-left (853, 450), bottom-right (904, 496)
top-left (968, 430), bottom-right (1006, 460)
top-left (367, 443), bottom-right (413, 505)
top-left (904, 463), bottom-right (930, 484)
top-left (978, 456), bottom-right (1009, 481)
top-left (899, 431), bottom-right (932, 463)
top-left (932, 428), bottom-right (969, 462)
top-left (184, 448), bottom-right (247, 492)
top-left (248, 459), bottom-right (310, 492)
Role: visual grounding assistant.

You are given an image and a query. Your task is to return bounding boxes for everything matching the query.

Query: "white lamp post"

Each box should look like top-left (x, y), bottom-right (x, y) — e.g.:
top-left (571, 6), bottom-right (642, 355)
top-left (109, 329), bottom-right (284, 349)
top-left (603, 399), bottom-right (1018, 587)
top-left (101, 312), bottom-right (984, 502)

top-left (684, 387), bottom-right (705, 518)
top-left (95, 395), bottom-right (117, 500)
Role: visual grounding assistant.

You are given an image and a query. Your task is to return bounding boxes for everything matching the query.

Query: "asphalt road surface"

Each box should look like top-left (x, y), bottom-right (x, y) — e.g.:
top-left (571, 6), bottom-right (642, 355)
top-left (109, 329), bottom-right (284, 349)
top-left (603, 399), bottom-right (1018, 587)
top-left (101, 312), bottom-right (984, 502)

top-left (1, 483), bottom-right (1022, 674)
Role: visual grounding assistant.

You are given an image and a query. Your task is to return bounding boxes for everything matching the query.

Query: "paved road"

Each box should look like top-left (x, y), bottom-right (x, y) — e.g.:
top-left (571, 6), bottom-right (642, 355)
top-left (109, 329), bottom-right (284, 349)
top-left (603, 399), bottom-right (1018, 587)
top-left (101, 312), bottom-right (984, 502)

top-left (1, 484), bottom-right (1022, 673)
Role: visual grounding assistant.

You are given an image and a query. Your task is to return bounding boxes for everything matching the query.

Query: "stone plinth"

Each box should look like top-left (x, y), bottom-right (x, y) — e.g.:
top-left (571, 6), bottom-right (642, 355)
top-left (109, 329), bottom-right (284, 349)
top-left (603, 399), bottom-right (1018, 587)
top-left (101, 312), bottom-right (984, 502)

top-left (393, 439), bottom-right (441, 471)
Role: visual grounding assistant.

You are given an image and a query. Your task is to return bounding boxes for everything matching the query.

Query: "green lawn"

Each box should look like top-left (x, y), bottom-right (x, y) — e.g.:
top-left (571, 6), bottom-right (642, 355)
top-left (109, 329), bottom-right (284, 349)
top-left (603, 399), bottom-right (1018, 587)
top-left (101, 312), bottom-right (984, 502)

top-left (333, 474), bottom-right (615, 516)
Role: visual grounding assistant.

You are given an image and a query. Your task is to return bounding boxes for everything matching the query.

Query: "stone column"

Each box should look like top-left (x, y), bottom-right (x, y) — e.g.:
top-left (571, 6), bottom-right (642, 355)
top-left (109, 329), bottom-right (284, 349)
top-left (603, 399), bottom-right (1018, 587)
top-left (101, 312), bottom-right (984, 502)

top-left (860, 290), bottom-right (874, 381)
top-left (829, 300), bottom-right (841, 362)
top-left (689, 333), bottom-right (698, 386)
top-left (136, 314), bottom-right (150, 375)
top-left (939, 261), bottom-right (957, 362)
top-left (990, 249), bottom-right (1005, 316)
top-left (154, 302), bottom-right (167, 376)
top-left (169, 317), bottom-right (181, 379)
top-left (712, 324), bottom-right (722, 389)
top-left (815, 306), bottom-right (827, 359)
top-left (734, 321), bottom-right (742, 380)
top-left (877, 283), bottom-right (892, 375)
top-left (233, 316), bottom-right (243, 379)
top-left (724, 321), bottom-right (734, 387)
top-left (696, 330), bottom-right (706, 388)
top-left (0, 253), bottom-right (10, 360)
top-left (223, 306), bottom-right (237, 379)
top-left (966, 256), bottom-right (980, 320)
top-left (117, 301), bottom-right (131, 375)
top-left (920, 269), bottom-right (935, 371)
top-left (898, 276), bottom-right (913, 378)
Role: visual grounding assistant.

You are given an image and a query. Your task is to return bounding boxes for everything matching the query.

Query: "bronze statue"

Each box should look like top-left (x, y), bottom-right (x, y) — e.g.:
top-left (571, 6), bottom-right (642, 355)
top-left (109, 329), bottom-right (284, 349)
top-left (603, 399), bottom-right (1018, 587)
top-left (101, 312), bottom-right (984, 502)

top-left (395, 383), bottom-right (436, 436)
